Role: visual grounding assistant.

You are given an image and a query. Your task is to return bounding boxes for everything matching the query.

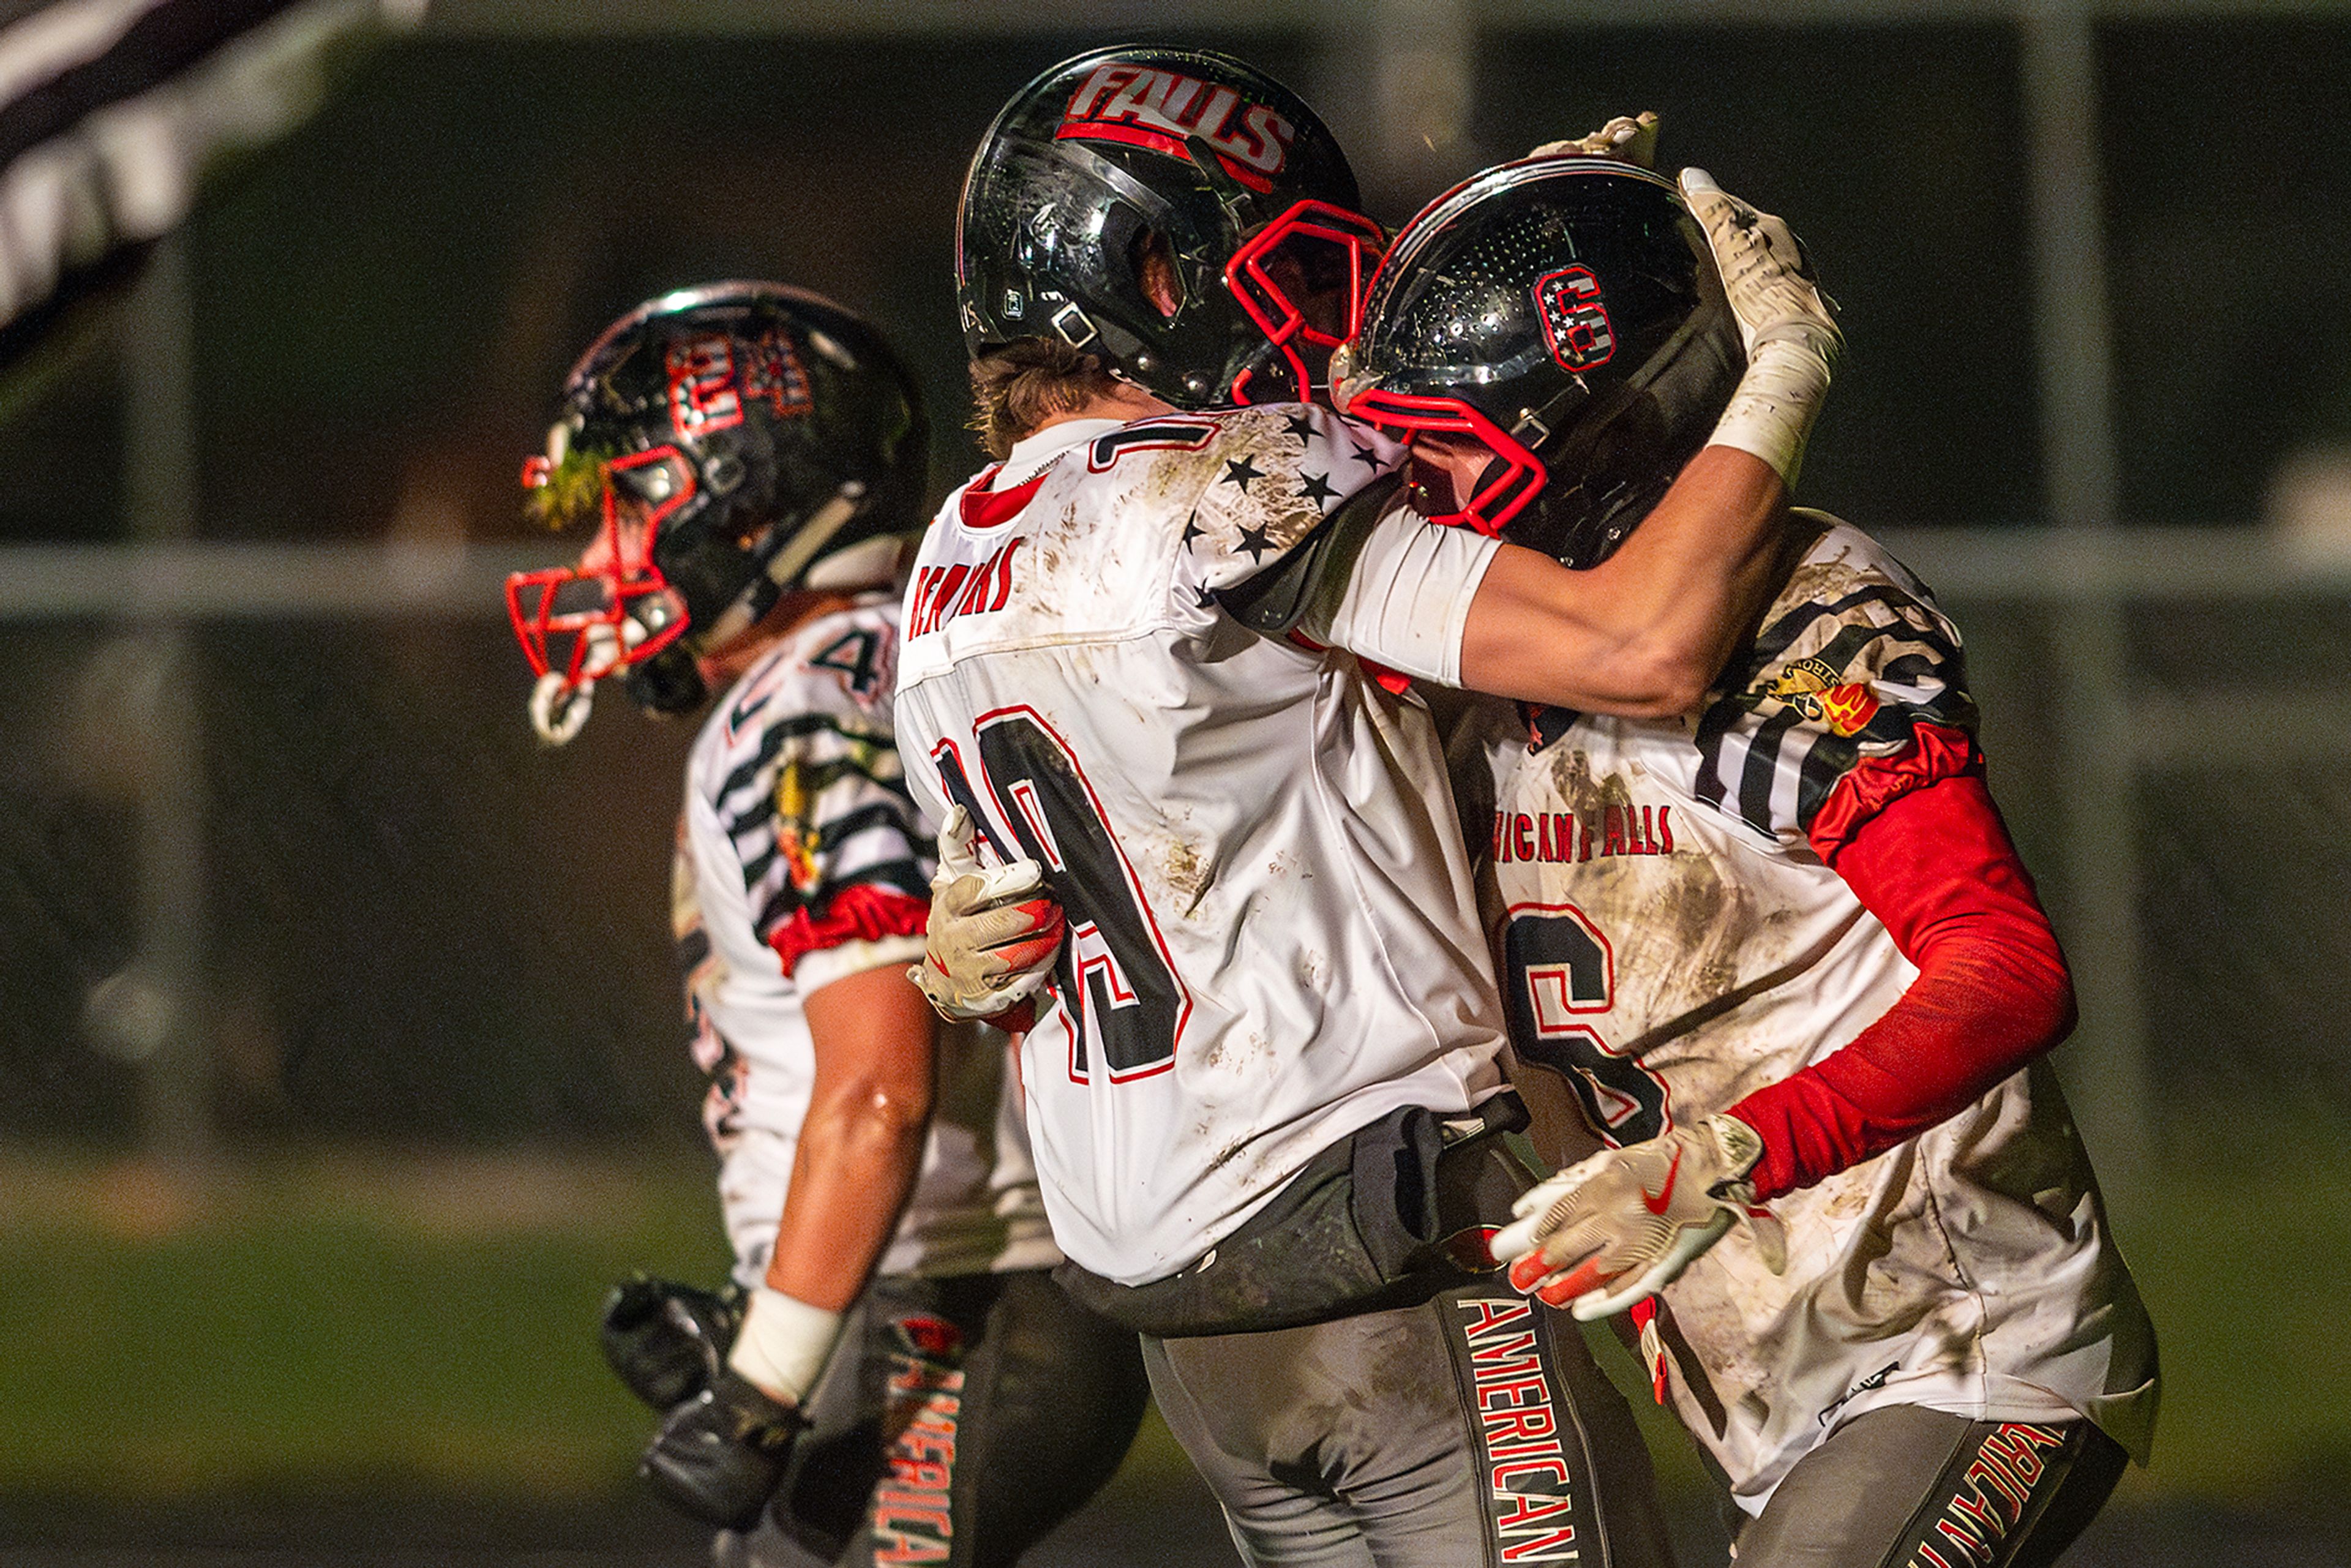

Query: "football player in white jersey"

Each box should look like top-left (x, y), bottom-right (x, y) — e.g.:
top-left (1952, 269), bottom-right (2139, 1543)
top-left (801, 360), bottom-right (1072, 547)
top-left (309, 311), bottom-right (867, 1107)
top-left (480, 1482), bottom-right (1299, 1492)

top-left (504, 283), bottom-right (1147, 1567)
top-left (1334, 162), bottom-right (2159, 1566)
top-left (899, 48), bottom-right (1838, 1568)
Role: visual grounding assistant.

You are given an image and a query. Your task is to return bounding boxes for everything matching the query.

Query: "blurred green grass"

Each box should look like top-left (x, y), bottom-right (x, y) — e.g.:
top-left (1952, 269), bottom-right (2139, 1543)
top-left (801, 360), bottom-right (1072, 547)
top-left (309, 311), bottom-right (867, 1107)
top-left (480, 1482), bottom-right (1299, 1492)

top-left (0, 1150), bottom-right (731, 1498)
top-left (1, 1128), bottom-right (2345, 1508)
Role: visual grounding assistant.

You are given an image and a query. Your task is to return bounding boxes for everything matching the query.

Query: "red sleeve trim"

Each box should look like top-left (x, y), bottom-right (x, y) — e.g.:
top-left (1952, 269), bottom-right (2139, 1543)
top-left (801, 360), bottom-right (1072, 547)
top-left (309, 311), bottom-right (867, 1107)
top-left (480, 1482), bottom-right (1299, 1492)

top-left (1804, 720), bottom-right (1980, 866)
top-left (768, 883), bottom-right (931, 976)
top-left (958, 465), bottom-right (1050, 529)
top-left (1730, 773), bottom-right (2075, 1201)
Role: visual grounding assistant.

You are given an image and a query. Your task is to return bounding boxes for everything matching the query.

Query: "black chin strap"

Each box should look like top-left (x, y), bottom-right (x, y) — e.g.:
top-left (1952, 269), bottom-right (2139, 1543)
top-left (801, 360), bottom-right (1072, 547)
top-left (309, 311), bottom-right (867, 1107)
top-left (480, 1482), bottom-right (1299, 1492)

top-left (624, 644), bottom-right (707, 716)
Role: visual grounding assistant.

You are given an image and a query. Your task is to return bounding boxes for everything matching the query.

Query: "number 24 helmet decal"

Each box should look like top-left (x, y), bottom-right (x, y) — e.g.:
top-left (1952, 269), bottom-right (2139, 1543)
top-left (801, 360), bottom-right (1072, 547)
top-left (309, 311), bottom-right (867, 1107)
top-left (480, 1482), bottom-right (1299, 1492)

top-left (1335, 158), bottom-right (1745, 569)
top-left (956, 45), bottom-right (1385, 409)
top-left (506, 282), bottom-right (929, 742)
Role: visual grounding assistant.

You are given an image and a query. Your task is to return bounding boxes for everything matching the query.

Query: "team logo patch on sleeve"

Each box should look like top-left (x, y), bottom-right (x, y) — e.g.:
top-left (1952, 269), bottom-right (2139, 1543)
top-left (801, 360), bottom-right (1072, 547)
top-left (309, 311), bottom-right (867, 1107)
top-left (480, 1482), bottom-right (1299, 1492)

top-left (771, 760), bottom-right (823, 893)
top-left (1769, 657), bottom-right (1881, 737)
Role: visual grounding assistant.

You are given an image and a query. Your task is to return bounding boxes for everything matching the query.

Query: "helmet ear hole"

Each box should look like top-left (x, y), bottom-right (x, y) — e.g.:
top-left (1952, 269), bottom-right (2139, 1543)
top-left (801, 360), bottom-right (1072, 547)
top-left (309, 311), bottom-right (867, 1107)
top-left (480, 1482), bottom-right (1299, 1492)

top-left (1130, 225), bottom-right (1183, 320)
top-left (703, 449), bottom-right (746, 495)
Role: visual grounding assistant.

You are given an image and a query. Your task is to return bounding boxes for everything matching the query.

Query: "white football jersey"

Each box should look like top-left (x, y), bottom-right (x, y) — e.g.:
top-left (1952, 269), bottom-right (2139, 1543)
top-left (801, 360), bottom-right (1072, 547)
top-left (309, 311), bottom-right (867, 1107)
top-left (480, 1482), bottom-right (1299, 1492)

top-left (1473, 517), bottom-right (2157, 1512)
top-left (894, 405), bottom-right (1510, 1286)
top-left (675, 590), bottom-right (1058, 1289)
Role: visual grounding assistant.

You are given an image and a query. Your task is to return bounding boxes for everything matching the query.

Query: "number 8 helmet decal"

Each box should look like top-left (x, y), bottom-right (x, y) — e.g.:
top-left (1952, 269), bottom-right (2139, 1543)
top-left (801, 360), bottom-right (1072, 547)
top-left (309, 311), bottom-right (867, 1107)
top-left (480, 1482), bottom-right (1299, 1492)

top-left (1335, 157), bottom-right (1745, 568)
top-left (506, 283), bottom-right (929, 743)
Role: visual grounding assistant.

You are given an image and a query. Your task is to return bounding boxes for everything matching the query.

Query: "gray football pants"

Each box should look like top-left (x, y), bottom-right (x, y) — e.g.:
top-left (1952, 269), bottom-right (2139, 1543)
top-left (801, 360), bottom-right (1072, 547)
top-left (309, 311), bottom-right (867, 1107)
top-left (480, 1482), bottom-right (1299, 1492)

top-left (1144, 1281), bottom-right (1675, 1568)
top-left (1733, 1403), bottom-right (2129, 1568)
top-left (727, 1269), bottom-right (1150, 1568)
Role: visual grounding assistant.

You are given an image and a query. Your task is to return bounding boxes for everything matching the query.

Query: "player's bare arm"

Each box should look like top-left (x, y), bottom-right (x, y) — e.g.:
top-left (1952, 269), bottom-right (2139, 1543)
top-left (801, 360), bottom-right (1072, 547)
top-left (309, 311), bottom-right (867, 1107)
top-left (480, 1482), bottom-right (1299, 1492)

top-left (757, 964), bottom-right (939, 1316)
top-left (1455, 444), bottom-right (1787, 716)
top-left (1346, 166), bottom-right (1839, 718)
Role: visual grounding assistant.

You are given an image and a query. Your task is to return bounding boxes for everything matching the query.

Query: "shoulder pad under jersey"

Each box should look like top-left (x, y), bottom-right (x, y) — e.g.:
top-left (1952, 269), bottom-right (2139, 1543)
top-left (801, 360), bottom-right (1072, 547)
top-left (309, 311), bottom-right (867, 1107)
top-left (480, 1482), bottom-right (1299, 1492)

top-left (1213, 471), bottom-right (1408, 637)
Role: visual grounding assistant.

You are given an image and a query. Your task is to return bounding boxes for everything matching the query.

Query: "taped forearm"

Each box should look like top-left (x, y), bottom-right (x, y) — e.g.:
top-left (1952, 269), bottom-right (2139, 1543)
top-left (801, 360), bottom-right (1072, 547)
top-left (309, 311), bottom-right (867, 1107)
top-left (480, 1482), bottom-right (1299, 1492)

top-left (727, 1288), bottom-right (844, 1406)
top-left (1308, 501), bottom-right (1501, 686)
top-left (1728, 773), bottom-right (2075, 1201)
top-left (1706, 337), bottom-right (1832, 488)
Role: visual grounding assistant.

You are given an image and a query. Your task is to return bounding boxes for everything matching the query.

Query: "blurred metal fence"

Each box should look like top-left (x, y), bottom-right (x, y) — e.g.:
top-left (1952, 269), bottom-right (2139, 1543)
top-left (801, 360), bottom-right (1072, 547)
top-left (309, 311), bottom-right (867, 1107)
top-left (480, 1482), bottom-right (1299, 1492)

top-left (15, 512), bottom-right (2348, 1185)
top-left (9, 0), bottom-right (2351, 1189)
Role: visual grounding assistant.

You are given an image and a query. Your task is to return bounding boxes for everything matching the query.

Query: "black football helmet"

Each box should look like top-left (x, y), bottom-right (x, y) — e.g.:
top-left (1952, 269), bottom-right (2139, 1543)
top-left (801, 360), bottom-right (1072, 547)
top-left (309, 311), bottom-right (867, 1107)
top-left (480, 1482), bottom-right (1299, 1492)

top-left (505, 282), bottom-right (928, 740)
top-left (1335, 158), bottom-right (1745, 568)
top-left (956, 45), bottom-right (1385, 408)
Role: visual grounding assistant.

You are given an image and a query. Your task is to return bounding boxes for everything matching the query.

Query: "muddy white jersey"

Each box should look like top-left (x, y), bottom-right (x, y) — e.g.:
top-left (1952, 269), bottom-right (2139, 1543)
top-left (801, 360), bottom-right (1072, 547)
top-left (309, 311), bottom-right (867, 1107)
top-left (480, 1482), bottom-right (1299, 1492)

top-left (894, 405), bottom-right (1510, 1286)
top-left (1474, 517), bottom-right (2156, 1512)
top-left (675, 590), bottom-right (1058, 1288)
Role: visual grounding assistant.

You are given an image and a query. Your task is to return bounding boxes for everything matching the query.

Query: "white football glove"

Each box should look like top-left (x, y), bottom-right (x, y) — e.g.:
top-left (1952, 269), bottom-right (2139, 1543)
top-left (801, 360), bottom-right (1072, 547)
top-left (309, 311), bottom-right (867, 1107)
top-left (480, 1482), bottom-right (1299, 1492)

top-left (907, 806), bottom-right (1064, 1024)
top-left (1493, 1113), bottom-right (1769, 1321)
top-left (1528, 110), bottom-right (1659, 168)
top-left (1679, 168), bottom-right (1842, 484)
top-left (1678, 168), bottom-right (1840, 367)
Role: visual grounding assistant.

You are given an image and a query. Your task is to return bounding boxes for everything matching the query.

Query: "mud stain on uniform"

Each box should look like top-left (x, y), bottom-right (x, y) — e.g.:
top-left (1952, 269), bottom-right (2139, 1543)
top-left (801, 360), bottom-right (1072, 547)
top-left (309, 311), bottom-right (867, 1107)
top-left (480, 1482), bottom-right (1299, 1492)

top-left (1541, 745), bottom-right (1758, 1015)
top-left (1164, 836), bottom-right (1213, 914)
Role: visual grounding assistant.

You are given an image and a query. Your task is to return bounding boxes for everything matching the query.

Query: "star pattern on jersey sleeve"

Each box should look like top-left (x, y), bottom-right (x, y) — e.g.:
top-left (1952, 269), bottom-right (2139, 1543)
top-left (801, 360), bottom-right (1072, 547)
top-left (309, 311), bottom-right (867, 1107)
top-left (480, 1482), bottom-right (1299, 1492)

top-left (1194, 582), bottom-right (1220, 609)
top-left (1283, 411), bottom-right (1318, 443)
top-left (1349, 439), bottom-right (1382, 469)
top-left (1234, 522), bottom-right (1276, 561)
top-left (1182, 509), bottom-right (1205, 549)
top-left (1222, 456), bottom-right (1265, 492)
top-left (1299, 471), bottom-right (1338, 509)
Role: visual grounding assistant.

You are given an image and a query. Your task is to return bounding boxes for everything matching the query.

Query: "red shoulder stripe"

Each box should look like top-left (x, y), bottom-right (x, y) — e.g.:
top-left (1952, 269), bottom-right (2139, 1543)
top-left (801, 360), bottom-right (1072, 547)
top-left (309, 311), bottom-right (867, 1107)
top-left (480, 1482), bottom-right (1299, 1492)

top-left (959, 467), bottom-right (1051, 530)
top-left (1804, 720), bottom-right (1979, 866)
top-left (767, 883), bottom-right (930, 977)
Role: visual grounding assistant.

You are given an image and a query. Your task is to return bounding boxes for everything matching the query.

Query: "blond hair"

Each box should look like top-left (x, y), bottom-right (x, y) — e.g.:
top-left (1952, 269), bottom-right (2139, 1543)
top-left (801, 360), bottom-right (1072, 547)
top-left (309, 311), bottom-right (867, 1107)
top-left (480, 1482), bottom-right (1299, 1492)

top-left (968, 337), bottom-right (1119, 460)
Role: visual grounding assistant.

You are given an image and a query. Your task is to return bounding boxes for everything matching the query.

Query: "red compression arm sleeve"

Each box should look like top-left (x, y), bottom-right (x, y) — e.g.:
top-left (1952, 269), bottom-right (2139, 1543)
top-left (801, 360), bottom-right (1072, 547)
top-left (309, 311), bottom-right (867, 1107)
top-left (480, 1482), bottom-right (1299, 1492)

top-left (1726, 773), bottom-right (2077, 1202)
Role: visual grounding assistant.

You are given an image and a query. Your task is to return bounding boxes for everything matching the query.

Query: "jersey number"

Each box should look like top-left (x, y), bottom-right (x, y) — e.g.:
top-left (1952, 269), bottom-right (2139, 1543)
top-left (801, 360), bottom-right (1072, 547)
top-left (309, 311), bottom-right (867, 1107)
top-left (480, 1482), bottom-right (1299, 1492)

top-left (934, 710), bottom-right (1185, 1081)
top-left (1502, 904), bottom-right (1669, 1146)
top-left (808, 628), bottom-right (883, 696)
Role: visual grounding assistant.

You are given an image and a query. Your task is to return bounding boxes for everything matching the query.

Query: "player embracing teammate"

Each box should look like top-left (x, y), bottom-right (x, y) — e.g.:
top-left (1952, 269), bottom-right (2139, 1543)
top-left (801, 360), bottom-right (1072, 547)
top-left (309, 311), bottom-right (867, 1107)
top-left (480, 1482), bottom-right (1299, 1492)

top-left (909, 43), bottom-right (2158, 1568)
top-left (1337, 151), bottom-right (2159, 1566)
top-left (899, 46), bottom-right (1840, 1568)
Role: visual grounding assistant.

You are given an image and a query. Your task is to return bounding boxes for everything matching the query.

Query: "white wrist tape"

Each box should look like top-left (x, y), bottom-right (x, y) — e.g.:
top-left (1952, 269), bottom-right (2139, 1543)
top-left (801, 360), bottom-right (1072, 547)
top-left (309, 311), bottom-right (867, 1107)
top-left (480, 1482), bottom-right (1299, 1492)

top-left (1705, 337), bottom-right (1832, 488)
top-left (726, 1287), bottom-right (844, 1406)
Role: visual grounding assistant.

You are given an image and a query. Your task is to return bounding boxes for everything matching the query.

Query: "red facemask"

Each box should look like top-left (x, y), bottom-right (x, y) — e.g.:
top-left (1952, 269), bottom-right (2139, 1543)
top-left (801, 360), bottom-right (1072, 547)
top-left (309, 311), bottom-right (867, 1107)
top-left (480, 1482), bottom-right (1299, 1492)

top-left (1337, 387), bottom-right (1548, 536)
top-left (1223, 198), bottom-right (1387, 405)
top-left (506, 446), bottom-right (696, 696)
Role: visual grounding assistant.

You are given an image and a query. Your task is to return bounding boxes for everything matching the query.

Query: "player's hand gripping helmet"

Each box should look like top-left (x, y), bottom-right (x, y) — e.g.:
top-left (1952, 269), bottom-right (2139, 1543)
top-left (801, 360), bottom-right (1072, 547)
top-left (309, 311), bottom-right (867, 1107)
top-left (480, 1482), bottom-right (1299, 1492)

top-left (956, 46), bottom-right (1384, 408)
top-left (1335, 159), bottom-right (1745, 568)
top-left (506, 283), bottom-right (928, 743)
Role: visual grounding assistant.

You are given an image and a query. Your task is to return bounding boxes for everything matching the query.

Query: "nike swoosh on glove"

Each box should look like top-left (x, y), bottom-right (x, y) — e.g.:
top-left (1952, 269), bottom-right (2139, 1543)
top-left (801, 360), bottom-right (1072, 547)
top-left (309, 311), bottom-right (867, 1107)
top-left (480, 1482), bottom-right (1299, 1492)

top-left (907, 805), bottom-right (1065, 1023)
top-left (1491, 1112), bottom-right (1767, 1321)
